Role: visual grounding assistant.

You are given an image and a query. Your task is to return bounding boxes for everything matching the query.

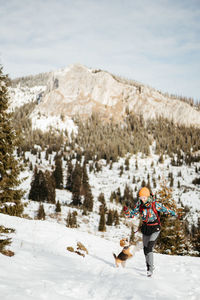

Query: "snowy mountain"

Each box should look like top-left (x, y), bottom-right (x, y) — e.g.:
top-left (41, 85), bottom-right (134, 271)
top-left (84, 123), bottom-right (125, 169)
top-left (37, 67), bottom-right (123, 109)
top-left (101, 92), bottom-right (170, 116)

top-left (9, 63), bottom-right (200, 133)
top-left (1, 63), bottom-right (200, 299)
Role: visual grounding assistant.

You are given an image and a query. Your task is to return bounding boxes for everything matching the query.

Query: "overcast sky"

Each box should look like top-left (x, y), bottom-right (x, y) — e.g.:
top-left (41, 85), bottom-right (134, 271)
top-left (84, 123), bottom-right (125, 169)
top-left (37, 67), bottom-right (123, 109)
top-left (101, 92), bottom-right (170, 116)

top-left (0, 0), bottom-right (199, 100)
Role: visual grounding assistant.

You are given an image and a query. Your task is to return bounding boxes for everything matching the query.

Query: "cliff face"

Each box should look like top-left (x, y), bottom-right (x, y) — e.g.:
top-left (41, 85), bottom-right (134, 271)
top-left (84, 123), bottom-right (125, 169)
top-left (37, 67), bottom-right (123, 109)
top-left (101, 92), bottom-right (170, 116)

top-left (11, 63), bottom-right (200, 127)
top-left (32, 63), bottom-right (200, 127)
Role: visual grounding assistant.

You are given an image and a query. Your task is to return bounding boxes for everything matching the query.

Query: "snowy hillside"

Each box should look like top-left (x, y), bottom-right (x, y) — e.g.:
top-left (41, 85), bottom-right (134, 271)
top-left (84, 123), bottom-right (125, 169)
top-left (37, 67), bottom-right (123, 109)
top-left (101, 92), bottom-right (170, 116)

top-left (20, 149), bottom-right (200, 231)
top-left (8, 85), bottom-right (46, 111)
top-left (0, 213), bottom-right (200, 300)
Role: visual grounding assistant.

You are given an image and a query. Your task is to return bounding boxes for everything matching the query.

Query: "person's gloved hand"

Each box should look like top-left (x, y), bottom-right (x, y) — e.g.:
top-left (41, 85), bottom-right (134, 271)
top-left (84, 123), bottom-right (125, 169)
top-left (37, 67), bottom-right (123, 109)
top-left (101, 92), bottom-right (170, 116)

top-left (123, 206), bottom-right (128, 212)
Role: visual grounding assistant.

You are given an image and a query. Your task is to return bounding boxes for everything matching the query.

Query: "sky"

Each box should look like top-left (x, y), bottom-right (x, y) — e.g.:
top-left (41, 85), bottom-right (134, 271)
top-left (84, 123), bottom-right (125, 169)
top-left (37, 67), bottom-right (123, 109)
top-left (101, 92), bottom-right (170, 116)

top-left (0, 0), bottom-right (200, 101)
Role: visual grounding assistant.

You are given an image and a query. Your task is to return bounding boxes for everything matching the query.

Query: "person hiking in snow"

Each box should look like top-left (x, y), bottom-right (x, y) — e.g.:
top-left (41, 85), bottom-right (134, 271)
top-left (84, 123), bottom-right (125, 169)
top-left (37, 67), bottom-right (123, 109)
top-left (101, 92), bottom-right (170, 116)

top-left (123, 187), bottom-right (177, 277)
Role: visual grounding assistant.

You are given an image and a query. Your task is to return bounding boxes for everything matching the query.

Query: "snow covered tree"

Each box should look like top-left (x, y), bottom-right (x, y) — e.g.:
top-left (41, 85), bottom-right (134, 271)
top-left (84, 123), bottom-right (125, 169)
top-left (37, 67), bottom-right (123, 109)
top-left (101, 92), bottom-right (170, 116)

top-left (0, 65), bottom-right (24, 216)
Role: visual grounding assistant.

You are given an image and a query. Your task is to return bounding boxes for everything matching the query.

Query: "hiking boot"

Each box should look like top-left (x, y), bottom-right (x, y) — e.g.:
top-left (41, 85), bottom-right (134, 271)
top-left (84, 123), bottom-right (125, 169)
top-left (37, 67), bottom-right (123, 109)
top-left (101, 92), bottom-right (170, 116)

top-left (147, 270), bottom-right (153, 277)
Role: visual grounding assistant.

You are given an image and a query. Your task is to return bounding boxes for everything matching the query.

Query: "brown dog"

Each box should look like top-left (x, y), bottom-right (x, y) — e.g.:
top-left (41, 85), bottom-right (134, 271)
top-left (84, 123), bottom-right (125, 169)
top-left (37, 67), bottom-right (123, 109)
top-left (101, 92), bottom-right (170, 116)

top-left (113, 238), bottom-right (133, 268)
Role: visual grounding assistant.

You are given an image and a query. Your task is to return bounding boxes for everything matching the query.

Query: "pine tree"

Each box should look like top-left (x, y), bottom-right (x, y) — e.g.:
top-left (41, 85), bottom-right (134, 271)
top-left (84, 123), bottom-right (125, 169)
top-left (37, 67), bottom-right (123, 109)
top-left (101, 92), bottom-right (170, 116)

top-left (29, 168), bottom-right (56, 203)
top-left (98, 210), bottom-right (106, 232)
top-left (125, 157), bottom-right (130, 171)
top-left (66, 210), bottom-right (78, 228)
top-left (0, 65), bottom-right (24, 216)
top-left (66, 159), bottom-right (73, 191)
top-left (106, 210), bottom-right (113, 226)
top-left (116, 187), bottom-right (122, 204)
top-left (81, 162), bottom-right (93, 211)
top-left (55, 201), bottom-right (61, 213)
top-left (0, 225), bottom-right (15, 256)
top-left (83, 189), bottom-right (94, 212)
top-left (71, 174), bottom-right (81, 206)
top-left (44, 170), bottom-right (56, 203)
top-left (29, 162), bottom-right (33, 171)
top-left (72, 211), bottom-right (78, 228)
top-left (45, 150), bottom-right (49, 161)
top-left (172, 218), bottom-right (189, 255)
top-left (113, 210), bottom-right (120, 226)
top-left (37, 203), bottom-right (46, 220)
top-left (123, 184), bottom-right (134, 207)
top-left (81, 162), bottom-right (89, 189)
top-left (141, 180), bottom-right (146, 188)
top-left (66, 211), bottom-right (73, 227)
top-left (192, 217), bottom-right (200, 256)
top-left (119, 165), bottom-right (124, 176)
top-left (53, 156), bottom-right (63, 189)
top-left (155, 179), bottom-right (187, 255)
top-left (98, 192), bottom-right (106, 205)
top-left (109, 192), bottom-right (114, 203)
top-left (71, 163), bottom-right (82, 206)
top-left (98, 193), bottom-right (107, 214)
top-left (158, 154), bottom-right (164, 163)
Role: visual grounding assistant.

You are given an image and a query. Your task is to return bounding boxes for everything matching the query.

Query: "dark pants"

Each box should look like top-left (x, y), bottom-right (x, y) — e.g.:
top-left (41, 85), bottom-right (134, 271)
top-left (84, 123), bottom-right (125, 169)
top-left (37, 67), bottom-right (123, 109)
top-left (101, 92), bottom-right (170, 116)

top-left (143, 231), bottom-right (160, 273)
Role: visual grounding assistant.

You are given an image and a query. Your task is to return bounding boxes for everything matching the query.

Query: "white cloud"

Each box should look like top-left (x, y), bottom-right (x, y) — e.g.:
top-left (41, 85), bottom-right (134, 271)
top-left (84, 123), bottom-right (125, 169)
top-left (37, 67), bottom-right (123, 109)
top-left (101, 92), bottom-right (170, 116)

top-left (0, 0), bottom-right (199, 100)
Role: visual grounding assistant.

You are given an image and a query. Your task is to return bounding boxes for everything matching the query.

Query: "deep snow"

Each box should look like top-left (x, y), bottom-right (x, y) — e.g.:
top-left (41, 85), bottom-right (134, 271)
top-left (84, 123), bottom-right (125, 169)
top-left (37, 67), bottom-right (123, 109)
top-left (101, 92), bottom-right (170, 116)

top-left (0, 213), bottom-right (200, 300)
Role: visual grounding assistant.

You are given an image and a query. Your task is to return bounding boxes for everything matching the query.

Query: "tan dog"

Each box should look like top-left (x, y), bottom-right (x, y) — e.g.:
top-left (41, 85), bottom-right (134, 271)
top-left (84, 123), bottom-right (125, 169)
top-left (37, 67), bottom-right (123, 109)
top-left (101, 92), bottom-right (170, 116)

top-left (113, 238), bottom-right (133, 268)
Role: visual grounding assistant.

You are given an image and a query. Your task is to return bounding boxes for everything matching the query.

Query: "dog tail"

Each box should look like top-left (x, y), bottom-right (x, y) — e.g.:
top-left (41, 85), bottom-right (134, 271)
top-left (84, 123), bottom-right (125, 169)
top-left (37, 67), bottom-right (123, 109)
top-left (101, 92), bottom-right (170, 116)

top-left (113, 253), bottom-right (117, 259)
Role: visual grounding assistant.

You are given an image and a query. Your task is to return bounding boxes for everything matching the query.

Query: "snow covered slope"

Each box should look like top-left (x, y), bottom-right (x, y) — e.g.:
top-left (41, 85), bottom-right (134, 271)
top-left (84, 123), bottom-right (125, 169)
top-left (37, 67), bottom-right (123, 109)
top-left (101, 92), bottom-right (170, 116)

top-left (0, 213), bottom-right (200, 300)
top-left (21, 150), bottom-right (200, 229)
top-left (8, 85), bottom-right (46, 111)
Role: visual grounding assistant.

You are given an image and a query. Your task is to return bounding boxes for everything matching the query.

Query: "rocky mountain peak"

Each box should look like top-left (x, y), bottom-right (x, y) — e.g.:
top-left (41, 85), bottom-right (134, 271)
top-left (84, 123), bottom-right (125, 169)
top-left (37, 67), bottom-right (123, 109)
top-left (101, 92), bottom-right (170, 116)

top-left (32, 63), bottom-right (200, 127)
top-left (10, 63), bottom-right (200, 128)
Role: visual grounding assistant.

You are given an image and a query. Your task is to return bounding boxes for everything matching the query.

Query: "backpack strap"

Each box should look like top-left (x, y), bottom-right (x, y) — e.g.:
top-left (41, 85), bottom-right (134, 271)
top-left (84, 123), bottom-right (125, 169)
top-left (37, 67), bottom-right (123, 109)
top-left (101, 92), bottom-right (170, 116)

top-left (152, 201), bottom-right (161, 225)
top-left (139, 201), bottom-right (161, 225)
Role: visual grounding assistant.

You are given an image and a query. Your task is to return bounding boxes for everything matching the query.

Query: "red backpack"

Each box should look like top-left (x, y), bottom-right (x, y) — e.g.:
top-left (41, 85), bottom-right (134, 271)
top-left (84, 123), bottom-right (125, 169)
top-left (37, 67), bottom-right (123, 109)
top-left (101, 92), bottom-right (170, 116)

top-left (139, 201), bottom-right (161, 226)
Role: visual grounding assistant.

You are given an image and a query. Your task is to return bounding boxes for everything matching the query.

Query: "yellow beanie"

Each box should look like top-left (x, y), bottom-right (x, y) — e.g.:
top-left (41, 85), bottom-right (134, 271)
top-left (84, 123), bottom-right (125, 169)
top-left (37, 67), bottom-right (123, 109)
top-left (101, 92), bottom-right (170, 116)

top-left (139, 187), bottom-right (150, 197)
